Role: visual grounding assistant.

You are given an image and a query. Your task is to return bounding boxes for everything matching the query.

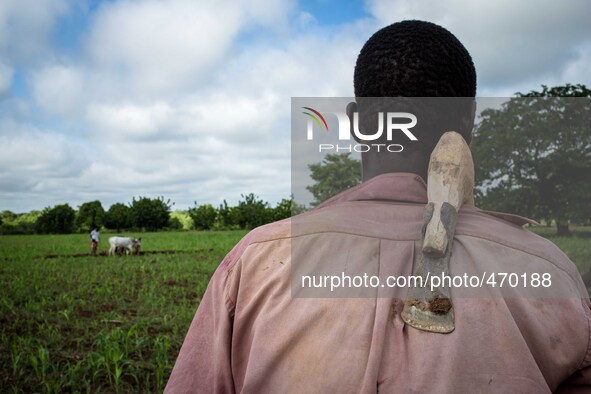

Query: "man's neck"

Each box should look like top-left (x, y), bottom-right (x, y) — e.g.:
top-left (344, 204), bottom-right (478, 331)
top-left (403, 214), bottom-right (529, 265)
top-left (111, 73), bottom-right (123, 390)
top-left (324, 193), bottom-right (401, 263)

top-left (361, 152), bottom-right (429, 183)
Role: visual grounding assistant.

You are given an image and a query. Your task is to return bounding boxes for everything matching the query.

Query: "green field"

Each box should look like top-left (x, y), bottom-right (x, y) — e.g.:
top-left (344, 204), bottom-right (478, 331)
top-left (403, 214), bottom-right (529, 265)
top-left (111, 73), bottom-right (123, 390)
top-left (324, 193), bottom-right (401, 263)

top-left (0, 231), bottom-right (247, 393)
top-left (0, 227), bottom-right (589, 393)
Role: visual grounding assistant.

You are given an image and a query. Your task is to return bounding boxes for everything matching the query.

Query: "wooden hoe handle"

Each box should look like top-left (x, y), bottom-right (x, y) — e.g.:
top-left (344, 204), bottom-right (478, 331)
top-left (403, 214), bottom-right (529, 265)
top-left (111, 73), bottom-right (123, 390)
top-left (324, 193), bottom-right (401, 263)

top-left (401, 131), bottom-right (474, 333)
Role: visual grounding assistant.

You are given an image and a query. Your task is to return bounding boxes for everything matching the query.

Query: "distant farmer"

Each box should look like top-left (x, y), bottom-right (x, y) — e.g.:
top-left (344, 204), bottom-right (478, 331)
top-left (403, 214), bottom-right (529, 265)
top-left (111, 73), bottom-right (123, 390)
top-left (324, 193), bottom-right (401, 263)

top-left (89, 228), bottom-right (99, 256)
top-left (166, 21), bottom-right (590, 392)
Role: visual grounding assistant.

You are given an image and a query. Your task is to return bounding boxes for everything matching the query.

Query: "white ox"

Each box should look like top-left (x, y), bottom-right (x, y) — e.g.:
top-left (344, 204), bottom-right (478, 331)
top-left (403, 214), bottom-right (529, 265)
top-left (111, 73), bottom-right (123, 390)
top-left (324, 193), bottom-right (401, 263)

top-left (108, 236), bottom-right (142, 256)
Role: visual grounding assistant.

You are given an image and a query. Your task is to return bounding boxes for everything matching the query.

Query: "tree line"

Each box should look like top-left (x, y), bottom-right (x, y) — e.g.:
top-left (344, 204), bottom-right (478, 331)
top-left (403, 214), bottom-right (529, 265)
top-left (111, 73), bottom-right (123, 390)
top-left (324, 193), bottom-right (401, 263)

top-left (1, 84), bottom-right (587, 236)
top-left (0, 194), bottom-right (306, 235)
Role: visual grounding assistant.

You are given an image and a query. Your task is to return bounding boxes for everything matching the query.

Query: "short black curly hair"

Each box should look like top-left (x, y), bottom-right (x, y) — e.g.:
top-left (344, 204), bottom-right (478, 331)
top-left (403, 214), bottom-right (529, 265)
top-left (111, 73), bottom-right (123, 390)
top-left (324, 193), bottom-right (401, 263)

top-left (354, 20), bottom-right (476, 97)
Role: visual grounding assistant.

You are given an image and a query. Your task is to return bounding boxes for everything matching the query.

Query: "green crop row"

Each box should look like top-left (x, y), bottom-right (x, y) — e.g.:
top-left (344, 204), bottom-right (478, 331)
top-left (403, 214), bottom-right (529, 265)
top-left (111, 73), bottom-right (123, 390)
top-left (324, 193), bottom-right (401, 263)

top-left (0, 230), bottom-right (246, 393)
top-left (0, 227), bottom-right (588, 392)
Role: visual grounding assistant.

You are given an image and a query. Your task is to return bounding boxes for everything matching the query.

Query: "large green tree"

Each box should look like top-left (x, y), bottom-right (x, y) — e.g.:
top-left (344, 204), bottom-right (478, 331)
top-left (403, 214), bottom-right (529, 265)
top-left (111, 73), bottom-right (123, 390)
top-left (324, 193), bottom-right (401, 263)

top-left (35, 204), bottom-right (76, 234)
top-left (130, 196), bottom-right (173, 231)
top-left (104, 203), bottom-right (132, 232)
top-left (307, 153), bottom-right (361, 206)
top-left (76, 200), bottom-right (105, 231)
top-left (472, 84), bottom-right (591, 235)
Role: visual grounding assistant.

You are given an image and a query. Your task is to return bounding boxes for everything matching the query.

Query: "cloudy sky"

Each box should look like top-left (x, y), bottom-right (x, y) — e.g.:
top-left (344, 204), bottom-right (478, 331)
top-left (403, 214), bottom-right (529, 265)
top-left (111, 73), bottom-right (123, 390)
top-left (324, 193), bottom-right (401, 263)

top-left (0, 0), bottom-right (589, 213)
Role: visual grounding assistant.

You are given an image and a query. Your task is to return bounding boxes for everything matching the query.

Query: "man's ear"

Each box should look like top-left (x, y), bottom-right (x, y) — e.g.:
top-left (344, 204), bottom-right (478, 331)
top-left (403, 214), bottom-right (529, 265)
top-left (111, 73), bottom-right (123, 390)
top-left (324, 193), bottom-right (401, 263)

top-left (346, 101), bottom-right (361, 143)
top-left (461, 100), bottom-right (476, 145)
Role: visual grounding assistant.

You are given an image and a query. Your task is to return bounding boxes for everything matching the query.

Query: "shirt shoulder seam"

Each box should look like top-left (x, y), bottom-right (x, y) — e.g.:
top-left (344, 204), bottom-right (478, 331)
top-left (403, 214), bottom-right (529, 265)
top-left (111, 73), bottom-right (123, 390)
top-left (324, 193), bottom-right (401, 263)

top-left (223, 266), bottom-right (237, 317)
top-left (456, 232), bottom-right (579, 283)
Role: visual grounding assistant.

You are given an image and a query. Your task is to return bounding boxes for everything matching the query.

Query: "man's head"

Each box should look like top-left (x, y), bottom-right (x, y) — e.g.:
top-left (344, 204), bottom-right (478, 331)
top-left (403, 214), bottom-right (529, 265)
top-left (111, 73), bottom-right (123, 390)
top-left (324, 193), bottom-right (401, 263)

top-left (354, 20), bottom-right (476, 98)
top-left (350, 20), bottom-right (477, 181)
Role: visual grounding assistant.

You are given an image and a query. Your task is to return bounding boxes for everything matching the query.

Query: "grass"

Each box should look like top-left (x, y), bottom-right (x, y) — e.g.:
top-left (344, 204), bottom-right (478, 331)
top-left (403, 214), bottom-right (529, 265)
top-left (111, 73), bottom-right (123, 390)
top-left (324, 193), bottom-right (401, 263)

top-left (529, 225), bottom-right (591, 273)
top-left (0, 227), bottom-right (589, 392)
top-left (0, 230), bottom-right (246, 393)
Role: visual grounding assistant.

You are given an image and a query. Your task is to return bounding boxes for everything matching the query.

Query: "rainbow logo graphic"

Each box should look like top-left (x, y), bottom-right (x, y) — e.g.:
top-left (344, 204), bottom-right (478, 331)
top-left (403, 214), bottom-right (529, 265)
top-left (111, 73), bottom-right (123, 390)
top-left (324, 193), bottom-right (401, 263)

top-left (302, 107), bottom-right (329, 131)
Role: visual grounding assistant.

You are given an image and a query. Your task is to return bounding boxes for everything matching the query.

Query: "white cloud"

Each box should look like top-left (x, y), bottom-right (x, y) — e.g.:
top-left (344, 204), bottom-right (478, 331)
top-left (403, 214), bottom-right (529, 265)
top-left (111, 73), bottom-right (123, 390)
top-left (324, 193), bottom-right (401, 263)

top-left (87, 101), bottom-right (175, 140)
top-left (241, 0), bottom-right (296, 29)
top-left (0, 126), bottom-right (90, 201)
top-left (220, 20), bottom-right (375, 97)
top-left (0, 3), bottom-right (371, 211)
top-left (31, 65), bottom-right (84, 116)
top-left (84, 0), bottom-right (294, 96)
top-left (78, 132), bottom-right (292, 210)
top-left (2, 0), bottom-right (590, 212)
top-left (0, 0), bottom-right (69, 64)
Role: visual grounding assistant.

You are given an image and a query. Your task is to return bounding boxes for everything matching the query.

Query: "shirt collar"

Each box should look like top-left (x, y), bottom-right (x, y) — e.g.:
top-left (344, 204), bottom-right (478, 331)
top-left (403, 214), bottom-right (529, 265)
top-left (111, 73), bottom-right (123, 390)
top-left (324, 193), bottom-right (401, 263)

top-left (315, 172), bottom-right (538, 227)
top-left (316, 173), bottom-right (427, 208)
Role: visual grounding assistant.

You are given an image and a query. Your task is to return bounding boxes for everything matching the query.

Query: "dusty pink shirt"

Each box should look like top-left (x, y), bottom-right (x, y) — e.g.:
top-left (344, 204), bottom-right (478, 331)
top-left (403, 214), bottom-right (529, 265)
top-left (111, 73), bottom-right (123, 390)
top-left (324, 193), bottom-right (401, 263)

top-left (166, 173), bottom-right (591, 393)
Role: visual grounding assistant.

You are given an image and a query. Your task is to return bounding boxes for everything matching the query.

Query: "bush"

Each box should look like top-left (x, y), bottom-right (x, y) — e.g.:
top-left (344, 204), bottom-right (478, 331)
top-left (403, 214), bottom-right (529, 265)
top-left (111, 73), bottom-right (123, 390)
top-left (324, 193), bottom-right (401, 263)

top-left (216, 200), bottom-right (239, 229)
top-left (188, 204), bottom-right (217, 230)
top-left (0, 222), bottom-right (17, 235)
top-left (209, 195), bottom-right (308, 230)
top-left (270, 198), bottom-right (308, 221)
top-left (0, 210), bottom-right (40, 235)
top-left (35, 204), bottom-right (76, 234)
top-left (130, 196), bottom-right (173, 231)
top-left (234, 193), bottom-right (271, 229)
top-left (0, 210), bottom-right (17, 223)
top-left (0, 221), bottom-right (36, 235)
top-left (167, 217), bottom-right (183, 230)
top-left (170, 211), bottom-right (192, 230)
